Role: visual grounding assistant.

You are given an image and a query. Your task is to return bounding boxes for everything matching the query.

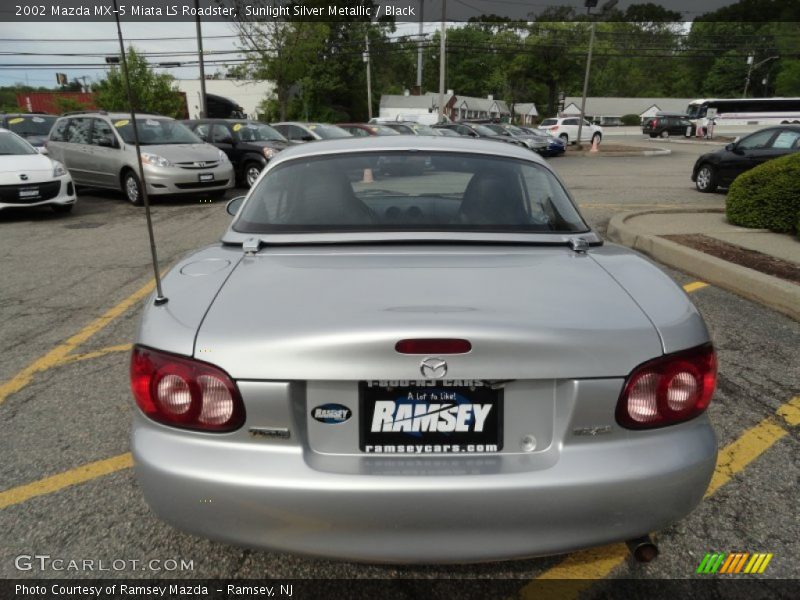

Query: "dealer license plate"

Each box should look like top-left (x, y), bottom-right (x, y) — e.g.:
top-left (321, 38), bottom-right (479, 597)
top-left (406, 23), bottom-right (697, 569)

top-left (18, 187), bottom-right (40, 199)
top-left (198, 173), bottom-right (214, 182)
top-left (359, 380), bottom-right (503, 454)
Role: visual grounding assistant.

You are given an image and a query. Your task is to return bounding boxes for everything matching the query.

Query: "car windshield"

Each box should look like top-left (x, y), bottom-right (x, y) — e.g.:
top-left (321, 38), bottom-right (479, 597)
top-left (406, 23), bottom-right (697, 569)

top-left (308, 124), bottom-right (351, 139)
top-left (0, 131), bottom-right (36, 155)
top-left (113, 118), bottom-right (201, 145)
top-left (540, 119), bottom-right (558, 126)
top-left (484, 124), bottom-right (506, 135)
top-left (233, 123), bottom-right (286, 142)
top-left (368, 125), bottom-right (401, 136)
top-left (406, 123), bottom-right (438, 136)
top-left (504, 125), bottom-right (527, 136)
top-left (5, 115), bottom-right (56, 136)
top-left (234, 151), bottom-right (587, 234)
top-left (472, 124), bottom-right (498, 136)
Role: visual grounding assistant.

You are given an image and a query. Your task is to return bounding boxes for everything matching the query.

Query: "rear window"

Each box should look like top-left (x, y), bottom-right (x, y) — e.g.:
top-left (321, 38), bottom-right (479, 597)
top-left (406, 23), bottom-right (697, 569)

top-left (540, 119), bottom-right (557, 126)
top-left (234, 152), bottom-right (587, 235)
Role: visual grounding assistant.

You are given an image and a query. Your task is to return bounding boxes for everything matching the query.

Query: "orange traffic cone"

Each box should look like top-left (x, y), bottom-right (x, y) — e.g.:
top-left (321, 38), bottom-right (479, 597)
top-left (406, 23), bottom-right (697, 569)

top-left (362, 168), bottom-right (374, 183)
top-left (590, 136), bottom-right (600, 153)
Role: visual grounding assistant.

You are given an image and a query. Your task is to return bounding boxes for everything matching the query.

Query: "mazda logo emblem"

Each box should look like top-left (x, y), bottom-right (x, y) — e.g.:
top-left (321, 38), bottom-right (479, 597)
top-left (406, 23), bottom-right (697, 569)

top-left (420, 357), bottom-right (447, 379)
top-left (20, 174), bottom-right (28, 181)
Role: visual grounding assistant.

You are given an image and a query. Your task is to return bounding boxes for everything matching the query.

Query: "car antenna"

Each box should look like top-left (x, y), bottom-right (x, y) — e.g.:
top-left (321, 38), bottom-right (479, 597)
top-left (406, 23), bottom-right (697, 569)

top-left (113, 0), bottom-right (167, 305)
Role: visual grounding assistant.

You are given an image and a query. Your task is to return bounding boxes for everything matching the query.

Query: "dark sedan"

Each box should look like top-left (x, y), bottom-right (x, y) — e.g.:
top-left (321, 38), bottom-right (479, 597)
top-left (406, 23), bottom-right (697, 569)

top-left (337, 123), bottom-right (401, 137)
top-left (692, 125), bottom-right (800, 192)
top-left (433, 122), bottom-right (527, 148)
top-left (1, 113), bottom-right (57, 152)
top-left (185, 119), bottom-right (292, 187)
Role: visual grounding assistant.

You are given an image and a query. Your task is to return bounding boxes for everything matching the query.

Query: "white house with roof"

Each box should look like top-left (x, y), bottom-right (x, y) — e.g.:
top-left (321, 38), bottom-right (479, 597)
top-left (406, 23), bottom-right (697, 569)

top-left (559, 97), bottom-right (695, 122)
top-left (511, 103), bottom-right (539, 125)
top-left (454, 95), bottom-right (511, 120)
top-left (378, 91), bottom-right (456, 121)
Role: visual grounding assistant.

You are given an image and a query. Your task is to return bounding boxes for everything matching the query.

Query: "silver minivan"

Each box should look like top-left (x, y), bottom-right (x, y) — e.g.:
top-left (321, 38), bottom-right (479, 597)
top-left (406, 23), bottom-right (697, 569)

top-left (46, 112), bottom-right (234, 204)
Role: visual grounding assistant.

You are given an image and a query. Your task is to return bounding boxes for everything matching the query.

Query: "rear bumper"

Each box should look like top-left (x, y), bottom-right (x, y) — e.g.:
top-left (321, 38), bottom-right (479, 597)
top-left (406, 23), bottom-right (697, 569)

top-left (133, 413), bottom-right (716, 563)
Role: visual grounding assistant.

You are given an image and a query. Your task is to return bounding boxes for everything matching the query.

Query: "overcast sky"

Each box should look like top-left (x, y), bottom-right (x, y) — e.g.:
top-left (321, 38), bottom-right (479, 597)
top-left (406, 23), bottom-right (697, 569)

top-left (0, 0), bottom-right (736, 89)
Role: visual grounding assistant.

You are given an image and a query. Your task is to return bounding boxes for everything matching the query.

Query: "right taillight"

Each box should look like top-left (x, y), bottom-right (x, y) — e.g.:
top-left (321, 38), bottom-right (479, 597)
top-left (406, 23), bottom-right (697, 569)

top-left (616, 344), bottom-right (716, 429)
top-left (131, 345), bottom-right (245, 432)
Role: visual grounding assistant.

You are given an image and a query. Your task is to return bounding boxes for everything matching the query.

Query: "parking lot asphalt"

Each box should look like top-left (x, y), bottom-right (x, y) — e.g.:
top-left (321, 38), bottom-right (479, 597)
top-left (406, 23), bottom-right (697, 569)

top-left (1, 139), bottom-right (797, 594)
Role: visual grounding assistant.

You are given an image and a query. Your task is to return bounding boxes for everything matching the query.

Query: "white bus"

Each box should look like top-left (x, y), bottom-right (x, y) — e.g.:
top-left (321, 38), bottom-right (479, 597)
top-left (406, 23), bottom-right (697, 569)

top-left (686, 98), bottom-right (800, 126)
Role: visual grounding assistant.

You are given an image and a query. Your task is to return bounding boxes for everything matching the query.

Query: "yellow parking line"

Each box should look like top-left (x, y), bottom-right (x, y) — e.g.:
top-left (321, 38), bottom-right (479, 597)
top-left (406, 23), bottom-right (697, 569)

top-left (0, 280), bottom-right (153, 406)
top-left (56, 343), bottom-right (133, 367)
top-left (683, 281), bottom-right (709, 293)
top-left (0, 453), bottom-right (133, 510)
top-left (516, 395), bottom-right (799, 598)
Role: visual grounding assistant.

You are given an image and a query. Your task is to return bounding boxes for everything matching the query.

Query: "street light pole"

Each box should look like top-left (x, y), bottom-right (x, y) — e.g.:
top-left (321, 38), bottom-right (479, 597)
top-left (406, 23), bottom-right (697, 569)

top-left (195, 0), bottom-right (207, 118)
top-left (744, 55), bottom-right (778, 98)
top-left (364, 33), bottom-right (373, 120)
top-left (437, 0), bottom-right (446, 122)
top-left (575, 18), bottom-right (595, 150)
top-left (416, 0), bottom-right (424, 91)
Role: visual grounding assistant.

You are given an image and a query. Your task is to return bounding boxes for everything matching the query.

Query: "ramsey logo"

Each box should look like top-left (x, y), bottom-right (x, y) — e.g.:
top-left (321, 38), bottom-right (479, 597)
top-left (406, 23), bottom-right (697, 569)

top-left (371, 401), bottom-right (492, 433)
top-left (311, 403), bottom-right (352, 424)
top-left (696, 552), bottom-right (773, 574)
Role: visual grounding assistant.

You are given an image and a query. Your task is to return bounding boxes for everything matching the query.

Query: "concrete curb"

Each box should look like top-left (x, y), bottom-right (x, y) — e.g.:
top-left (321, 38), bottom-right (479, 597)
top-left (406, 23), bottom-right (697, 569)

top-left (607, 209), bottom-right (800, 322)
top-left (646, 138), bottom-right (727, 146)
top-left (565, 147), bottom-right (672, 158)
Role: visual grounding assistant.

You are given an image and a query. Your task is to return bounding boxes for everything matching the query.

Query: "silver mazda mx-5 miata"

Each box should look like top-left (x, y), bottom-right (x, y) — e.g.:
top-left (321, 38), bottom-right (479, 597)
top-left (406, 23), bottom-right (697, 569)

top-left (131, 136), bottom-right (717, 563)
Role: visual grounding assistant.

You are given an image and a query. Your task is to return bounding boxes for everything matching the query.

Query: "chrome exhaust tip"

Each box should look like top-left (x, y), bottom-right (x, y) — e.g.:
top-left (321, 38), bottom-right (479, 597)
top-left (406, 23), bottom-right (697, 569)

top-left (626, 535), bottom-right (659, 563)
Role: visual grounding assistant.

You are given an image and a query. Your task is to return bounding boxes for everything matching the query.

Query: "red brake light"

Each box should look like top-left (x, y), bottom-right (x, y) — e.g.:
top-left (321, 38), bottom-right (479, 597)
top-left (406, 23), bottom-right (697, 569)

top-left (395, 339), bottom-right (472, 354)
top-left (131, 345), bottom-right (245, 432)
top-left (551, 125), bottom-right (559, 131)
top-left (616, 344), bottom-right (716, 429)
top-left (652, 119), bottom-right (659, 127)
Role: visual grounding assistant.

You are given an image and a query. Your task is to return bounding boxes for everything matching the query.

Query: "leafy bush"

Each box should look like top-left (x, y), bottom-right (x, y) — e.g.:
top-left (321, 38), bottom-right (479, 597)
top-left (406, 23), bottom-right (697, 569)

top-left (726, 151), bottom-right (800, 233)
top-left (621, 114), bottom-right (641, 126)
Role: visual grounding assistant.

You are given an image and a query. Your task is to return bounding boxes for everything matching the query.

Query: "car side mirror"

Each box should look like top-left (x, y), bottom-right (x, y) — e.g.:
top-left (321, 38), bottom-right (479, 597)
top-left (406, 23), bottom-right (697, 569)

top-left (301, 135), bottom-right (314, 142)
top-left (97, 136), bottom-right (116, 148)
top-left (226, 195), bottom-right (246, 216)
top-left (219, 137), bottom-right (235, 145)
top-left (725, 143), bottom-right (734, 151)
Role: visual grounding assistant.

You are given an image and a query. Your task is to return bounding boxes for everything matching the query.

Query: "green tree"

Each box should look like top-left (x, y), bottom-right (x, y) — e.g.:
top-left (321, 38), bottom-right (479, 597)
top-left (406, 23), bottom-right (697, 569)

top-left (92, 48), bottom-right (184, 118)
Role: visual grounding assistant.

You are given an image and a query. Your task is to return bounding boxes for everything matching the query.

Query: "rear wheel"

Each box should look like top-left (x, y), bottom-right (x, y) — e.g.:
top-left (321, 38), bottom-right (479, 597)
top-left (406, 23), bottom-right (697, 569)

top-left (244, 161), bottom-right (262, 187)
top-left (660, 130), bottom-right (669, 138)
top-left (122, 170), bottom-right (143, 206)
top-left (51, 203), bottom-right (73, 214)
top-left (695, 164), bottom-right (717, 193)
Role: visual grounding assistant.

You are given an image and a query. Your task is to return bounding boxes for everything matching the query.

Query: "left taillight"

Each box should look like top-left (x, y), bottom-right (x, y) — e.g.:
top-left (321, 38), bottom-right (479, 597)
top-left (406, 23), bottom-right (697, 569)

top-left (616, 343), bottom-right (717, 430)
top-left (130, 345), bottom-right (245, 432)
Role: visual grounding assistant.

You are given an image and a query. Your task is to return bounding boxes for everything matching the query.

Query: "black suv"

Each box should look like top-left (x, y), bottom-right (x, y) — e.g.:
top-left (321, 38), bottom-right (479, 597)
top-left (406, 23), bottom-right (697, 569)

top-left (642, 113), bottom-right (693, 138)
top-left (184, 119), bottom-right (291, 187)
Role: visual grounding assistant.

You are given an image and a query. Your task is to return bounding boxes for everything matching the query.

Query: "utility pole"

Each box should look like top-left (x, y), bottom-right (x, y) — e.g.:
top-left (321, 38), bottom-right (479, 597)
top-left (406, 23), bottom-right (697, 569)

top-left (416, 0), bottom-right (424, 91)
top-left (195, 0), bottom-right (207, 118)
top-left (744, 55), bottom-right (778, 98)
top-left (364, 33), bottom-right (373, 120)
top-left (437, 0), bottom-right (446, 122)
top-left (576, 0), bottom-right (616, 149)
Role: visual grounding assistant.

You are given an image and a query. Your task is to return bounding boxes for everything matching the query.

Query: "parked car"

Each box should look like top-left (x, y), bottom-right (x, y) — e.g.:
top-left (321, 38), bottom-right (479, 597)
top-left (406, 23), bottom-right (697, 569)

top-left (434, 122), bottom-right (527, 148)
top-left (596, 116), bottom-right (623, 127)
top-left (131, 135), bottom-right (717, 563)
top-left (46, 112), bottom-right (234, 205)
top-left (185, 119), bottom-right (291, 187)
top-left (380, 121), bottom-right (440, 136)
top-left (643, 113), bottom-right (693, 138)
top-left (271, 122), bottom-right (352, 142)
top-left (483, 123), bottom-right (566, 156)
top-left (0, 113), bottom-right (57, 152)
top-left (0, 127), bottom-right (76, 213)
top-left (336, 123), bottom-right (401, 137)
top-left (692, 125), bottom-right (800, 192)
top-left (538, 117), bottom-right (603, 145)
